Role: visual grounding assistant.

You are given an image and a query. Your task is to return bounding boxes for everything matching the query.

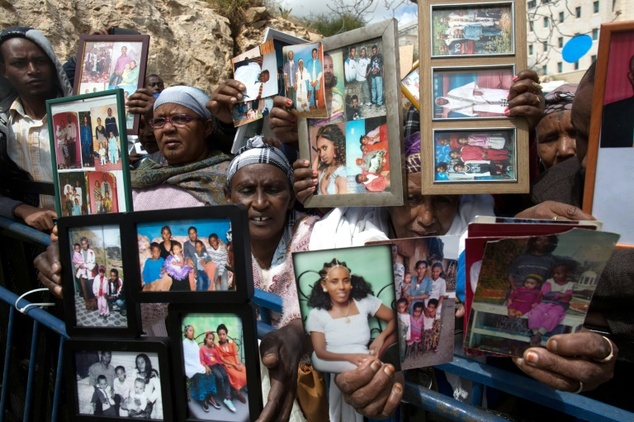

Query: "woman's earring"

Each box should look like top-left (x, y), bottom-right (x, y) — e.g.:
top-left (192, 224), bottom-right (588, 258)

top-left (322, 287), bottom-right (328, 292)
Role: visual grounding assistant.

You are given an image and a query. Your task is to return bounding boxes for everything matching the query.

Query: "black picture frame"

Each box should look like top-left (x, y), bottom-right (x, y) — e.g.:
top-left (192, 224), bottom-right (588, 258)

top-left (128, 205), bottom-right (253, 304)
top-left (167, 303), bottom-right (262, 421)
top-left (58, 214), bottom-right (141, 338)
top-left (64, 337), bottom-right (173, 421)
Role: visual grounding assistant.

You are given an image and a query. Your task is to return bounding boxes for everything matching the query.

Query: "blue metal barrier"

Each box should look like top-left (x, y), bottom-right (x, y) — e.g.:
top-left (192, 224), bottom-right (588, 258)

top-left (0, 217), bottom-right (632, 421)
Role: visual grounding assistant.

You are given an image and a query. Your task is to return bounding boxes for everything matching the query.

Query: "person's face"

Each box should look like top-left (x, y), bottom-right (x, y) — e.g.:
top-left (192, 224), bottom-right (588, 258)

top-left (372, 47), bottom-right (377, 55)
top-left (454, 164), bottom-right (464, 172)
top-left (116, 369), bottom-right (126, 382)
top-left (0, 38), bottom-right (55, 100)
top-left (357, 173), bottom-right (368, 183)
top-left (288, 50), bottom-right (294, 61)
top-left (349, 48), bottom-right (356, 59)
top-left (360, 48), bottom-right (366, 58)
top-left (83, 116), bottom-right (88, 124)
top-left (432, 266), bottom-right (442, 280)
top-left (312, 49), bottom-right (317, 59)
top-left (320, 266), bottom-right (352, 306)
top-left (397, 301), bottom-right (407, 314)
top-left (413, 307), bottom-right (423, 318)
top-left (323, 55), bottom-right (334, 86)
top-left (161, 228), bottom-right (171, 240)
top-left (134, 381), bottom-right (144, 394)
top-left (536, 110), bottom-right (576, 169)
top-left (97, 117), bottom-right (102, 125)
top-left (226, 164), bottom-right (294, 244)
top-left (533, 236), bottom-right (551, 253)
top-left (388, 174), bottom-right (459, 238)
top-left (205, 333), bottom-right (215, 346)
top-left (109, 271), bottom-right (117, 281)
top-left (172, 244), bottom-right (182, 255)
top-left (352, 98), bottom-right (358, 108)
top-left (437, 97), bottom-right (449, 105)
top-left (188, 228), bottom-right (197, 242)
top-left (129, 61), bottom-right (136, 69)
top-left (98, 379), bottom-right (108, 389)
top-left (217, 329), bottom-right (227, 344)
top-left (427, 303), bottom-right (437, 313)
top-left (74, 244), bottom-right (80, 252)
top-left (136, 356), bottom-right (146, 372)
top-left (416, 263), bottom-right (427, 277)
top-left (185, 326), bottom-right (194, 340)
top-left (209, 237), bottom-right (219, 249)
top-left (260, 71), bottom-right (270, 83)
top-left (457, 138), bottom-right (468, 145)
top-left (405, 273), bottom-right (412, 283)
top-left (145, 75), bottom-right (164, 94)
top-left (121, 46), bottom-right (127, 55)
top-left (107, 108), bottom-right (112, 116)
top-left (436, 166), bottom-right (446, 173)
top-left (552, 266), bottom-right (569, 282)
top-left (153, 103), bottom-right (211, 166)
top-left (571, 74), bottom-right (593, 168)
top-left (317, 137), bottom-right (336, 165)
top-left (150, 246), bottom-right (160, 259)
top-left (139, 116), bottom-right (159, 154)
top-left (101, 352), bottom-right (112, 366)
top-left (524, 278), bottom-right (538, 290)
top-left (81, 240), bottom-right (89, 250)
top-left (195, 242), bottom-right (204, 254)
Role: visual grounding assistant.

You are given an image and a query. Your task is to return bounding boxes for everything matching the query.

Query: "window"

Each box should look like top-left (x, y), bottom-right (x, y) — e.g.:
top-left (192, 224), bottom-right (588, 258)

top-left (559, 11), bottom-right (565, 22)
top-left (528, 0), bottom-right (536, 8)
top-left (529, 44), bottom-right (534, 55)
top-left (544, 16), bottom-right (550, 27)
top-left (558, 62), bottom-right (563, 73)
top-left (592, 28), bottom-right (599, 40)
top-left (594, 1), bottom-right (599, 13)
top-left (542, 0), bottom-right (551, 4)
top-left (542, 65), bottom-right (548, 75)
top-left (558, 37), bottom-right (564, 48)
top-left (543, 42), bottom-right (548, 52)
top-left (574, 61), bottom-right (579, 70)
top-left (530, 20), bottom-right (534, 31)
top-left (576, 7), bottom-right (581, 18)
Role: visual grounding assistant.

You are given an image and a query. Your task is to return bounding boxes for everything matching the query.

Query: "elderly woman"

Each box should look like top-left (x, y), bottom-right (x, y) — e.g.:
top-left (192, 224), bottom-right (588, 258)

top-left (535, 83), bottom-right (578, 171)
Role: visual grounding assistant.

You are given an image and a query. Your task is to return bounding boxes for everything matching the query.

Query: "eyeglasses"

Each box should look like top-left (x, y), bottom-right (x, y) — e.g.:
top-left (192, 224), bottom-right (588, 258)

top-left (149, 114), bottom-right (201, 129)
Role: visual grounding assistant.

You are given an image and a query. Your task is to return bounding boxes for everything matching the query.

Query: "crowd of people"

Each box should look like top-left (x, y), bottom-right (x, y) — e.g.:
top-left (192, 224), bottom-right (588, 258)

top-left (0, 19), bottom-right (629, 422)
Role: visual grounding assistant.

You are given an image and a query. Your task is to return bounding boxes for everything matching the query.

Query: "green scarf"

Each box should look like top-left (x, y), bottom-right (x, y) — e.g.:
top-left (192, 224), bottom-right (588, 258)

top-left (131, 151), bottom-right (232, 206)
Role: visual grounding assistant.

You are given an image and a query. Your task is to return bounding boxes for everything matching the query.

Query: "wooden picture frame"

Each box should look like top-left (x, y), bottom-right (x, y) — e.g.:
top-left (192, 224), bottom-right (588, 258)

top-left (128, 205), bottom-right (254, 304)
top-left (47, 89), bottom-right (133, 216)
top-left (58, 214), bottom-right (141, 338)
top-left (419, 0), bottom-right (529, 195)
top-left (64, 337), bottom-right (172, 420)
top-left (582, 21), bottom-right (634, 246)
top-left (298, 19), bottom-right (405, 207)
top-left (73, 34), bottom-right (150, 135)
top-left (167, 304), bottom-right (262, 421)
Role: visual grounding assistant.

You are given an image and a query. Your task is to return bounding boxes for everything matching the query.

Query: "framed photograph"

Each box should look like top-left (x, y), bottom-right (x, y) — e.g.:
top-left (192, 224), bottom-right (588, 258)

top-left (464, 230), bottom-right (619, 357)
top-left (128, 205), bottom-right (253, 303)
top-left (583, 21), bottom-right (634, 246)
top-left (368, 236), bottom-right (459, 370)
top-left (292, 244), bottom-right (400, 372)
top-left (431, 65), bottom-right (515, 120)
top-left (167, 304), bottom-right (262, 421)
top-left (73, 34), bottom-right (150, 134)
top-left (298, 19), bottom-right (405, 207)
top-left (57, 214), bottom-right (141, 338)
top-left (282, 42), bottom-right (328, 118)
top-left (231, 40), bottom-right (278, 127)
top-left (401, 61), bottom-right (420, 110)
top-left (431, 2), bottom-right (515, 57)
top-left (64, 338), bottom-right (172, 421)
top-left (47, 89), bottom-right (133, 216)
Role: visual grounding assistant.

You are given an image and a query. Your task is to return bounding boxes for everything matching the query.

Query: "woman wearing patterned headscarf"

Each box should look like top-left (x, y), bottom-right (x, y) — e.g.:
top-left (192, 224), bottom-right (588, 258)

top-left (535, 83), bottom-right (578, 170)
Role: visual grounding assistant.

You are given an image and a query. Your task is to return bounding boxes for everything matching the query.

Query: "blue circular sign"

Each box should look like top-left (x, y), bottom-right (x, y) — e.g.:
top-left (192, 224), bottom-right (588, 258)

top-left (562, 35), bottom-right (593, 63)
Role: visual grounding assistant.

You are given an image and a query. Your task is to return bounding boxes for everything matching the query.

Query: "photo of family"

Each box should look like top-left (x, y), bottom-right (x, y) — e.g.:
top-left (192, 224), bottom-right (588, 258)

top-left (72, 349), bottom-right (164, 419)
top-left (231, 40), bottom-right (278, 126)
top-left (431, 3), bottom-right (514, 56)
top-left (175, 312), bottom-right (253, 421)
top-left (433, 128), bottom-right (516, 182)
top-left (66, 224), bottom-right (127, 328)
top-left (281, 42), bottom-right (328, 118)
top-left (135, 220), bottom-right (233, 293)
top-left (401, 63), bottom-right (420, 110)
top-left (307, 116), bottom-right (390, 195)
top-left (49, 90), bottom-right (131, 216)
top-left (465, 230), bottom-right (620, 357)
top-left (432, 67), bottom-right (515, 119)
top-left (293, 245), bottom-right (397, 420)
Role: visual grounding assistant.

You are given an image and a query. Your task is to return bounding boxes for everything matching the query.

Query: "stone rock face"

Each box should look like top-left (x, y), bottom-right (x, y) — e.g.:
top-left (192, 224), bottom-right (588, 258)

top-left (0, 0), bottom-right (320, 94)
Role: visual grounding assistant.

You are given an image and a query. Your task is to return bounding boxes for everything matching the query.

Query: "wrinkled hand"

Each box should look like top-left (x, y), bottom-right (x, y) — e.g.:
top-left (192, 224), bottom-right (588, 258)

top-left (208, 79), bottom-right (245, 125)
top-left (292, 159), bottom-right (317, 205)
top-left (515, 200), bottom-right (595, 221)
top-left (34, 238), bottom-right (62, 298)
top-left (269, 96), bottom-right (298, 146)
top-left (507, 69), bottom-right (545, 129)
top-left (127, 88), bottom-right (156, 119)
top-left (256, 319), bottom-right (305, 422)
top-left (335, 357), bottom-right (403, 419)
top-left (513, 332), bottom-right (617, 392)
top-left (14, 204), bottom-right (56, 231)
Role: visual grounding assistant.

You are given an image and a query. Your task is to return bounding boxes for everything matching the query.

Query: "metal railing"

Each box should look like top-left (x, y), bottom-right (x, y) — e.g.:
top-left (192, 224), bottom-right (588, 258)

top-left (0, 216), bottom-right (632, 421)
